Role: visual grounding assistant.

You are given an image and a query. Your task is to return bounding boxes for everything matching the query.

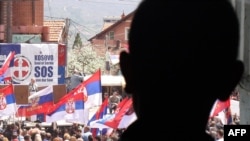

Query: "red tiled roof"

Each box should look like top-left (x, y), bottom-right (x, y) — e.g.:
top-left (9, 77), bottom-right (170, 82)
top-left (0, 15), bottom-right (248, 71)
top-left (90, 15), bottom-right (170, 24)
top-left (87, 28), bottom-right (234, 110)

top-left (43, 20), bottom-right (65, 42)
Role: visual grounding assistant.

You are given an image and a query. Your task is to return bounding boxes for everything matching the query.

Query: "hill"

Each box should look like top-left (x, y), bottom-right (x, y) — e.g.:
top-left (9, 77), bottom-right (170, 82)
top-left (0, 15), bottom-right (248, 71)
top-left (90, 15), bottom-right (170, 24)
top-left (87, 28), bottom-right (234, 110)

top-left (44, 0), bottom-right (141, 46)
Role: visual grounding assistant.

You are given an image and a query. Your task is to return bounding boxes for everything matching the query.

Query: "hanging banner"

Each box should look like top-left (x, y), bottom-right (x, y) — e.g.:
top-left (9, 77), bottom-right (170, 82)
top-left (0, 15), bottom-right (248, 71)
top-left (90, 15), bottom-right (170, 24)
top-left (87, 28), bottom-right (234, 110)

top-left (0, 43), bottom-right (66, 87)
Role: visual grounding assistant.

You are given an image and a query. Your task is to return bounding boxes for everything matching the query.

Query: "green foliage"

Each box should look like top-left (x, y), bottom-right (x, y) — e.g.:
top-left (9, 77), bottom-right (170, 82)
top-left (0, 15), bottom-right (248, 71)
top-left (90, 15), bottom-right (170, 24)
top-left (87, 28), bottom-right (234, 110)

top-left (67, 43), bottom-right (105, 75)
top-left (72, 33), bottom-right (83, 49)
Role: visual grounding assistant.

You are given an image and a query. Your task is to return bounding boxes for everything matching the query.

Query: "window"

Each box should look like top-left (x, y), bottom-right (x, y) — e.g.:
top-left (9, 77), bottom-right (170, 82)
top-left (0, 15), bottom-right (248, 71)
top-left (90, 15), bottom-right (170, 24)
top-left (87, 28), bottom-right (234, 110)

top-left (125, 27), bottom-right (130, 41)
top-left (109, 31), bottom-right (114, 40)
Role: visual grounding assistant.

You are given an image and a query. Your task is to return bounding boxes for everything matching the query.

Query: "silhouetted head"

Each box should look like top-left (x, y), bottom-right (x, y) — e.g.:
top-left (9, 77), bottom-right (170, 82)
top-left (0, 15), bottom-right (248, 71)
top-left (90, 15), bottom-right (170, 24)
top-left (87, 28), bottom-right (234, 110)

top-left (120, 0), bottom-right (244, 121)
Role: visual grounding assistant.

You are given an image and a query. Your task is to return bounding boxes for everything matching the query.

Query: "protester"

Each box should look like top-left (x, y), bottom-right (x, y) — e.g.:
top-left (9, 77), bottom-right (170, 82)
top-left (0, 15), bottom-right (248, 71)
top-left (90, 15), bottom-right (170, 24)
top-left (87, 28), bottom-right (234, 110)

top-left (82, 126), bottom-right (92, 141)
top-left (23, 135), bottom-right (31, 141)
top-left (69, 69), bottom-right (84, 91)
top-left (108, 91), bottom-right (121, 114)
top-left (28, 77), bottom-right (38, 96)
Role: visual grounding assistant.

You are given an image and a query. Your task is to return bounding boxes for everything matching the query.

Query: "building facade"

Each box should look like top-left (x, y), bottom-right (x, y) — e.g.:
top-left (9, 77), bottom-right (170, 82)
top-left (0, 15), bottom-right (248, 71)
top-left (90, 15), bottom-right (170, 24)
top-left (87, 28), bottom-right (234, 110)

top-left (0, 0), bottom-right (67, 44)
top-left (88, 11), bottom-right (134, 75)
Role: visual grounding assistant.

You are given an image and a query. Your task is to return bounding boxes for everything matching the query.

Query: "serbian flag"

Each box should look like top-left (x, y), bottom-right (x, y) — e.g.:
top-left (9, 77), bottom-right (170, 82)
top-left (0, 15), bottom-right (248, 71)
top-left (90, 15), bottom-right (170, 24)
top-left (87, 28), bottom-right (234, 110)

top-left (0, 68), bottom-right (11, 83)
top-left (0, 51), bottom-right (15, 81)
top-left (0, 84), bottom-right (16, 116)
top-left (46, 87), bottom-right (85, 124)
top-left (83, 69), bottom-right (102, 109)
top-left (90, 97), bottom-right (136, 129)
top-left (92, 102), bottom-right (137, 129)
top-left (104, 98), bottom-right (133, 129)
top-left (65, 69), bottom-right (102, 109)
top-left (89, 114), bottom-right (115, 129)
top-left (88, 98), bottom-right (130, 129)
top-left (16, 86), bottom-right (54, 117)
top-left (0, 51), bottom-right (15, 75)
top-left (210, 98), bottom-right (231, 117)
top-left (114, 97), bottom-right (130, 114)
top-left (88, 98), bottom-right (109, 137)
top-left (88, 98), bottom-right (109, 124)
top-left (225, 107), bottom-right (233, 125)
top-left (117, 105), bottom-right (137, 129)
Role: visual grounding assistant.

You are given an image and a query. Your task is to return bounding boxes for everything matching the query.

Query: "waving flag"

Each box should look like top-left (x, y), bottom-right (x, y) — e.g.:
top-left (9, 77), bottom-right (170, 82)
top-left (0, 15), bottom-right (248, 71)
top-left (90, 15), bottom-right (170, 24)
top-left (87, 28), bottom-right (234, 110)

top-left (88, 97), bottom-right (128, 129)
top-left (46, 88), bottom-right (85, 124)
top-left (90, 97), bottom-right (136, 129)
top-left (88, 98), bottom-right (109, 125)
top-left (210, 98), bottom-right (230, 117)
top-left (88, 98), bottom-right (109, 137)
top-left (65, 69), bottom-right (102, 109)
top-left (0, 69), bottom-right (11, 83)
top-left (104, 97), bottom-right (133, 129)
top-left (0, 51), bottom-right (15, 75)
top-left (0, 84), bottom-right (16, 116)
top-left (117, 108), bottom-right (137, 128)
top-left (114, 97), bottom-right (129, 113)
top-left (84, 69), bottom-right (102, 109)
top-left (225, 106), bottom-right (232, 125)
top-left (17, 86), bottom-right (54, 117)
top-left (89, 114), bottom-right (115, 129)
top-left (0, 51), bottom-right (15, 82)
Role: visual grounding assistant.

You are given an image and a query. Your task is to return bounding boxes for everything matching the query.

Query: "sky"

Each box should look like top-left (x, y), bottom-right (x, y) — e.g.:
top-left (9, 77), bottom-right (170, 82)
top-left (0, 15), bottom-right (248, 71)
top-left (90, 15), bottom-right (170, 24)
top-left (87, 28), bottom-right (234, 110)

top-left (44, 0), bottom-right (142, 44)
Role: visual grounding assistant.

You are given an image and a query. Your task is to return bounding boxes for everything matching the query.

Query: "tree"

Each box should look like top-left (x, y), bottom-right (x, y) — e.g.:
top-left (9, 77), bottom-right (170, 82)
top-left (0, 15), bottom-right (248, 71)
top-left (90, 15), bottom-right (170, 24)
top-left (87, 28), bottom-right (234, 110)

top-left (67, 43), bottom-right (105, 75)
top-left (72, 33), bottom-right (82, 49)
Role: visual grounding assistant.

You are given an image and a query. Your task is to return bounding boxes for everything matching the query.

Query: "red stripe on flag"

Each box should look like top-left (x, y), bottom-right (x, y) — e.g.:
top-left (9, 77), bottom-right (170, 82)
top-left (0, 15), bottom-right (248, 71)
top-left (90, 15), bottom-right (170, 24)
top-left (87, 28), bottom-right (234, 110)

top-left (0, 51), bottom-right (15, 76)
top-left (105, 98), bottom-right (133, 129)
top-left (211, 98), bottom-right (230, 117)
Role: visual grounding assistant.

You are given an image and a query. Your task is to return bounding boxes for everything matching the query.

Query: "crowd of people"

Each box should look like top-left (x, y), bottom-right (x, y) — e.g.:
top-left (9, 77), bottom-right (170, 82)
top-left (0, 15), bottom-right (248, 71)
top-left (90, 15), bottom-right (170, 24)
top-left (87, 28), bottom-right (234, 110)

top-left (0, 121), bottom-right (126, 141)
top-left (206, 89), bottom-right (241, 141)
top-left (0, 89), bottom-right (239, 141)
top-left (0, 88), bottom-right (128, 141)
top-left (206, 112), bottom-right (240, 141)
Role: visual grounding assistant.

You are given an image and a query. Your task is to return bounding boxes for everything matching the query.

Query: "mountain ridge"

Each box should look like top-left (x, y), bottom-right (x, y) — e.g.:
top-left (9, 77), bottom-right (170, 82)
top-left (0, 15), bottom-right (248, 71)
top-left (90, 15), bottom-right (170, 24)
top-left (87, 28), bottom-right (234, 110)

top-left (44, 0), bottom-right (141, 45)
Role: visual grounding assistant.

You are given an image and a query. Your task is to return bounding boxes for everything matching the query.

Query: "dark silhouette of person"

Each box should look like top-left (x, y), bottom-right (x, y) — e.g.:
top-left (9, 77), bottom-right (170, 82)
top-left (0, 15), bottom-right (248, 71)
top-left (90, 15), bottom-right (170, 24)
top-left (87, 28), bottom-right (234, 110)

top-left (119, 0), bottom-right (244, 141)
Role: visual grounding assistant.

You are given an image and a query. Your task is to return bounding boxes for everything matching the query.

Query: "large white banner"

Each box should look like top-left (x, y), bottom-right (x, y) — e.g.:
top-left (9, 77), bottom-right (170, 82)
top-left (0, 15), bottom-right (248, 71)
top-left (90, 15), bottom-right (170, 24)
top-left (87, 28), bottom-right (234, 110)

top-left (0, 43), bottom-right (66, 87)
top-left (18, 44), bottom-right (59, 86)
